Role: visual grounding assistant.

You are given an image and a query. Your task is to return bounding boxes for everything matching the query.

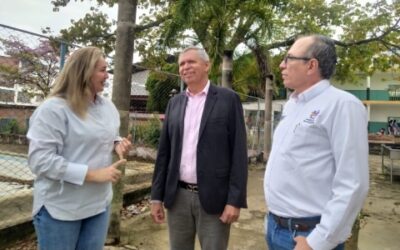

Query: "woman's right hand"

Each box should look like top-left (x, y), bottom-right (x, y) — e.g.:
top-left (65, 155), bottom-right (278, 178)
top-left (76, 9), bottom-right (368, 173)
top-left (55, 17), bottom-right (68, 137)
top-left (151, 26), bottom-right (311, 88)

top-left (85, 159), bottom-right (126, 183)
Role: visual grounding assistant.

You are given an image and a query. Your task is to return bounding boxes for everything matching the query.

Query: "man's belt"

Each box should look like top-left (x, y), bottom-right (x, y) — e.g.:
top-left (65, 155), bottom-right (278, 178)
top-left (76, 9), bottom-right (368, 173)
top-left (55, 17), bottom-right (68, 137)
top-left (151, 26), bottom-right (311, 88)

top-left (178, 181), bottom-right (198, 193)
top-left (270, 212), bottom-right (320, 231)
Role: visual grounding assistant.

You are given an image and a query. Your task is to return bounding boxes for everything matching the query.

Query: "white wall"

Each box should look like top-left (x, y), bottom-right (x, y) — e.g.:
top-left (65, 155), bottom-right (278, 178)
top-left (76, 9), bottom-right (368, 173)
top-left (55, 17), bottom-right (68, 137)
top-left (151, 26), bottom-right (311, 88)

top-left (332, 71), bottom-right (400, 90)
top-left (370, 104), bottom-right (400, 122)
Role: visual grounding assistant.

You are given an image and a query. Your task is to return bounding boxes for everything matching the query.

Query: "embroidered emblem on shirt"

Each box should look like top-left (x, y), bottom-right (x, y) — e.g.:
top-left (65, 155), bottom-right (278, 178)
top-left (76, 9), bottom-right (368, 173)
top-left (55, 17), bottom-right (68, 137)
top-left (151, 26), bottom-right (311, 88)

top-left (303, 110), bottom-right (320, 124)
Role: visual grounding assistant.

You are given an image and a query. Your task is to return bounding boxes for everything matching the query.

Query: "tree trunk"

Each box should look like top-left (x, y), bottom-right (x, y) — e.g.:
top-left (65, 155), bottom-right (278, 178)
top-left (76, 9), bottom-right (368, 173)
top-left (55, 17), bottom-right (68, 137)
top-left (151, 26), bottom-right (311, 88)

top-left (344, 216), bottom-right (361, 250)
top-left (264, 76), bottom-right (273, 161)
top-left (247, 42), bottom-right (273, 161)
top-left (108, 0), bottom-right (137, 244)
top-left (221, 50), bottom-right (233, 89)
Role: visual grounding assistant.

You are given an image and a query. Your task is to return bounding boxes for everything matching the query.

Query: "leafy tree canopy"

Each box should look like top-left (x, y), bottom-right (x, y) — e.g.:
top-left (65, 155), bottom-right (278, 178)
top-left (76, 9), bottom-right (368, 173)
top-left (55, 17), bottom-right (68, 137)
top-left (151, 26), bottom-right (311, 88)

top-left (52, 0), bottom-right (399, 96)
top-left (145, 63), bottom-right (179, 113)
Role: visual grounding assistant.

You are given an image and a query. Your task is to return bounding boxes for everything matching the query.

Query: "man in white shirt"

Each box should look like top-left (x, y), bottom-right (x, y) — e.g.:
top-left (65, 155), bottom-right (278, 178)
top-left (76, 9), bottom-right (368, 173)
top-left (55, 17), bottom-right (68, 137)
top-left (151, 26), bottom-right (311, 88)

top-left (264, 35), bottom-right (369, 250)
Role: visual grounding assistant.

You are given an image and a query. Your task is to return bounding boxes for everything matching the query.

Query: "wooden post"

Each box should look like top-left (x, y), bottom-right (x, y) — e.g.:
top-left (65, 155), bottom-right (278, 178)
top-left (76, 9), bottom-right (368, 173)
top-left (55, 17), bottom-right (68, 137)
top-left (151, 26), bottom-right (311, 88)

top-left (263, 75), bottom-right (273, 162)
top-left (221, 50), bottom-right (233, 89)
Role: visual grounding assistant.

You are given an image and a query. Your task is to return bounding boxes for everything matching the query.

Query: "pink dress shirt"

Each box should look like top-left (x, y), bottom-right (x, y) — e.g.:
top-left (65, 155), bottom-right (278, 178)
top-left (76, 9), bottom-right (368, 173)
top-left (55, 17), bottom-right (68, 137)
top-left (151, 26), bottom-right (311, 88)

top-left (179, 82), bottom-right (210, 184)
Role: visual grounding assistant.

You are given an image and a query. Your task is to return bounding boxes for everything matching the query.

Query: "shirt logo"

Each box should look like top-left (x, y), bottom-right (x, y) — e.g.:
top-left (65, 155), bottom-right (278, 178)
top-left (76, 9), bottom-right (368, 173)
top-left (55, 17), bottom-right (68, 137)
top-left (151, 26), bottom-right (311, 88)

top-left (303, 110), bottom-right (320, 124)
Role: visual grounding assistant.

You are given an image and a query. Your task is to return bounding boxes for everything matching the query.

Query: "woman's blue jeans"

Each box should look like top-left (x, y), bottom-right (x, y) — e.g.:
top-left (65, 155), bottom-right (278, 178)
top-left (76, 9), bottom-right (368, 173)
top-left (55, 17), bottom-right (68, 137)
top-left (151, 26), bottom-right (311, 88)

top-left (265, 213), bottom-right (344, 250)
top-left (33, 206), bottom-right (110, 250)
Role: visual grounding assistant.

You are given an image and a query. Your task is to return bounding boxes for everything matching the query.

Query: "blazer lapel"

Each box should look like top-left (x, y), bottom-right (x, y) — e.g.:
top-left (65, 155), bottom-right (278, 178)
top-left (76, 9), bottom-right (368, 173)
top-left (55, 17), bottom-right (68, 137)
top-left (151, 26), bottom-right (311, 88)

top-left (199, 84), bottom-right (218, 138)
top-left (178, 94), bottom-right (188, 140)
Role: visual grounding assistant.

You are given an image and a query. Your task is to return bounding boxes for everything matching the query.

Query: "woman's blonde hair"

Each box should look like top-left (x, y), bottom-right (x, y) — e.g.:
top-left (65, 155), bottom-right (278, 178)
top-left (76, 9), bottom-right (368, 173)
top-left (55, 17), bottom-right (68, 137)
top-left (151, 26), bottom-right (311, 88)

top-left (50, 46), bottom-right (104, 118)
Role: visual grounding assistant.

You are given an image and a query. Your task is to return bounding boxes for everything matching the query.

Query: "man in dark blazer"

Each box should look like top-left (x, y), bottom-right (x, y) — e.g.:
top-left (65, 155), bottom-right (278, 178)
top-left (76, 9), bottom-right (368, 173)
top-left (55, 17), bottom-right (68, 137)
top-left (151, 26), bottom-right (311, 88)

top-left (150, 46), bottom-right (248, 250)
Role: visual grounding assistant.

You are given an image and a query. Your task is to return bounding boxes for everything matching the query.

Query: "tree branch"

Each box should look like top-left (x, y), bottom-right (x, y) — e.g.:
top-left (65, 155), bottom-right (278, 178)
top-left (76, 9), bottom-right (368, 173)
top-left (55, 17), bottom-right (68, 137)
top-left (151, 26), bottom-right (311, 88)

top-left (381, 40), bottom-right (400, 57)
top-left (333, 18), bottom-right (400, 47)
top-left (135, 14), bottom-right (172, 33)
top-left (264, 18), bottom-right (399, 51)
top-left (265, 35), bottom-right (296, 50)
top-left (102, 14), bottom-right (172, 38)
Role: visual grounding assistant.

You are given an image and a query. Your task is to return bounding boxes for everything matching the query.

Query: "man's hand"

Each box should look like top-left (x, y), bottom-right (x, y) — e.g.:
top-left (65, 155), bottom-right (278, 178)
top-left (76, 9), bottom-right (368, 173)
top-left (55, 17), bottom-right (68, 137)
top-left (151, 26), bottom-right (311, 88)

top-left (115, 134), bottom-right (133, 160)
top-left (294, 236), bottom-right (312, 250)
top-left (151, 202), bottom-right (165, 224)
top-left (85, 159), bottom-right (126, 183)
top-left (219, 204), bottom-right (240, 224)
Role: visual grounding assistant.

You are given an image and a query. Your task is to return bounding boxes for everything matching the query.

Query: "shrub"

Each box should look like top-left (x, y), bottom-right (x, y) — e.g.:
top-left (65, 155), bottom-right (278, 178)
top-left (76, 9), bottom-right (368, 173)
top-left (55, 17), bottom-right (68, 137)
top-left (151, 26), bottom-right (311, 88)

top-left (0, 118), bottom-right (20, 134)
top-left (131, 116), bottom-right (161, 148)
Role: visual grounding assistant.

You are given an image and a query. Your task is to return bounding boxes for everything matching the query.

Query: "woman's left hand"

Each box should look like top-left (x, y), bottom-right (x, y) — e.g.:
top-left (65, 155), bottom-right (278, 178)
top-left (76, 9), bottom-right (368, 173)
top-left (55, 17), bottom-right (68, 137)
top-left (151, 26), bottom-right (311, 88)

top-left (115, 134), bottom-right (133, 160)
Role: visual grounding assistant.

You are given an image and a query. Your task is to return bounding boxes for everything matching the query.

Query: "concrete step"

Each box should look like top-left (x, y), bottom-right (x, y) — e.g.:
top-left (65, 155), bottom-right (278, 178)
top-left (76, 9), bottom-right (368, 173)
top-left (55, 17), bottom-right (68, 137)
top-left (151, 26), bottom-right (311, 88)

top-left (123, 182), bottom-right (152, 207)
top-left (0, 189), bottom-right (32, 230)
top-left (0, 189), bottom-right (34, 246)
top-left (0, 160), bottom-right (155, 245)
top-left (123, 161), bottom-right (153, 206)
top-left (124, 161), bottom-right (153, 185)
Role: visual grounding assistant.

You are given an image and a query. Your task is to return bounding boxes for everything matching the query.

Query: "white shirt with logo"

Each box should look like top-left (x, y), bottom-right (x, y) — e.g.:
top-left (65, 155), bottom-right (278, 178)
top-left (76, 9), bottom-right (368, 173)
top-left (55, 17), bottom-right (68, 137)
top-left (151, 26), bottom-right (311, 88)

top-left (264, 80), bottom-right (369, 250)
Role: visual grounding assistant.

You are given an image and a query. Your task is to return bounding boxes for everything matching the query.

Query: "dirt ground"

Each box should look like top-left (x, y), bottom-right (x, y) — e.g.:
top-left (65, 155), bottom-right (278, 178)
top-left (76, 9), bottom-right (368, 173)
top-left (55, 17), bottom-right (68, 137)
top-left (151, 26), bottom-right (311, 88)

top-left (0, 144), bottom-right (28, 155)
top-left (3, 154), bottom-right (400, 250)
top-left (357, 155), bottom-right (400, 250)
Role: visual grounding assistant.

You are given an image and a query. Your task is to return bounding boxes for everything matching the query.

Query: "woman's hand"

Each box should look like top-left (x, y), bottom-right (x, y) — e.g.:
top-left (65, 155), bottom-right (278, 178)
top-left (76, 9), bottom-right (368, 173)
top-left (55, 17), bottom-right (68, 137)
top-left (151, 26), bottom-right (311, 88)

top-left (115, 134), bottom-right (133, 160)
top-left (85, 159), bottom-right (126, 183)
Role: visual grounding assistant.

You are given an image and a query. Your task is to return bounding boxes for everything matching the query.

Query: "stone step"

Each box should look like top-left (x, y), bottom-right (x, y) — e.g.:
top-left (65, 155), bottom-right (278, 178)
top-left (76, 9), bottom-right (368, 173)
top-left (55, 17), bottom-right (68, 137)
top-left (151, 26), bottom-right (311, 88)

top-left (0, 160), bottom-right (155, 245)
top-left (0, 189), bottom-right (34, 246)
top-left (122, 161), bottom-right (153, 206)
top-left (0, 189), bottom-right (32, 230)
top-left (124, 161), bottom-right (153, 183)
top-left (123, 182), bottom-right (152, 207)
top-left (123, 166), bottom-right (153, 185)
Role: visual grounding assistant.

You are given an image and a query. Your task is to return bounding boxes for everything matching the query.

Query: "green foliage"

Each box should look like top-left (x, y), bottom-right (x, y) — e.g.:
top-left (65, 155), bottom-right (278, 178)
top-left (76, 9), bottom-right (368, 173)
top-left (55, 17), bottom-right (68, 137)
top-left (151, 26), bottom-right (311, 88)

top-left (159, 0), bottom-right (284, 91)
top-left (232, 53), bottom-right (258, 98)
top-left (59, 10), bottom-right (116, 55)
top-left (0, 119), bottom-right (20, 134)
top-left (332, 0), bottom-right (400, 84)
top-left (51, 0), bottom-right (117, 11)
top-left (146, 63), bottom-right (180, 113)
top-left (130, 116), bottom-right (161, 147)
top-left (51, 0), bottom-right (400, 95)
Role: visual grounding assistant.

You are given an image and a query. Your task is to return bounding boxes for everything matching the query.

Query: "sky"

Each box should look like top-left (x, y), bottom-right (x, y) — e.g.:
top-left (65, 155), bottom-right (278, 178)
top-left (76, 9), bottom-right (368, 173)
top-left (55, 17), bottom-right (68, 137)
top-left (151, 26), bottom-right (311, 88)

top-left (0, 0), bottom-right (118, 35)
top-left (0, 1), bottom-right (121, 97)
top-left (0, 0), bottom-right (376, 43)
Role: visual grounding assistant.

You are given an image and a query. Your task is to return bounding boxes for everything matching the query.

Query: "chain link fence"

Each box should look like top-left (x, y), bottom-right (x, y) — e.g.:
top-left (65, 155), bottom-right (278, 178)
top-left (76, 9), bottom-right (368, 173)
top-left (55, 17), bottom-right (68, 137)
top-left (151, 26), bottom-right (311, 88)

top-left (0, 23), bottom-right (268, 236)
top-left (241, 95), bottom-right (265, 158)
top-left (0, 23), bottom-right (51, 233)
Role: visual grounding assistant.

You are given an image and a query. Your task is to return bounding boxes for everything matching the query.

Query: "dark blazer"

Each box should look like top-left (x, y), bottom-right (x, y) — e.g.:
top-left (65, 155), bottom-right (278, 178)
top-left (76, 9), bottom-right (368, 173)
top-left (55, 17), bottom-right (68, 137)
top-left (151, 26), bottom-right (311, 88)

top-left (151, 83), bottom-right (248, 214)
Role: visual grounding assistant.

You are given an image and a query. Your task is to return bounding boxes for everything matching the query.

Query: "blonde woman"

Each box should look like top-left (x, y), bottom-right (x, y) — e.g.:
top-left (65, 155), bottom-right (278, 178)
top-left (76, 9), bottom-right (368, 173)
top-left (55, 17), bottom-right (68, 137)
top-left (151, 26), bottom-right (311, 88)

top-left (27, 47), bottom-right (131, 250)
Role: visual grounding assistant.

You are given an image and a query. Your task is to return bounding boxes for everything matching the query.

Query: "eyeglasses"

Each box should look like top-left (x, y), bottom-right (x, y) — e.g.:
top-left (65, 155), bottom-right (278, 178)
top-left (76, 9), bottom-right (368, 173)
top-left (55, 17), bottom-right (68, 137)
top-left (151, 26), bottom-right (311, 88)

top-left (283, 55), bottom-right (312, 64)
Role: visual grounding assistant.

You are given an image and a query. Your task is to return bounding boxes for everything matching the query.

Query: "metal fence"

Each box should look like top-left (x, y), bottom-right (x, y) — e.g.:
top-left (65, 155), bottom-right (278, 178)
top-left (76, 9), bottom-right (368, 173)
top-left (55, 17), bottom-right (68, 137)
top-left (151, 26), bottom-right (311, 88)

top-left (0, 23), bottom-right (52, 233)
top-left (0, 23), bottom-right (267, 233)
top-left (241, 94), bottom-right (265, 157)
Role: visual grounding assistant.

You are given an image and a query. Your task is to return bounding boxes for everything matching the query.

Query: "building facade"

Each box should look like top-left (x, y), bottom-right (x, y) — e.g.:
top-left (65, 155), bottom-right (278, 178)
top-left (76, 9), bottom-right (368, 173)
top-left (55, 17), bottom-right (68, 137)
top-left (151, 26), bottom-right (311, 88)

top-left (332, 72), bottom-right (400, 134)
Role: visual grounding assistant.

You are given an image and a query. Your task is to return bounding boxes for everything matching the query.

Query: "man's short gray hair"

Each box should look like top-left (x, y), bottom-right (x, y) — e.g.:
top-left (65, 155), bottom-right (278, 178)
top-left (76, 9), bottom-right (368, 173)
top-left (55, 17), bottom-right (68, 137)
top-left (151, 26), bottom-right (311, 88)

top-left (180, 46), bottom-right (210, 62)
top-left (301, 35), bottom-right (337, 79)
